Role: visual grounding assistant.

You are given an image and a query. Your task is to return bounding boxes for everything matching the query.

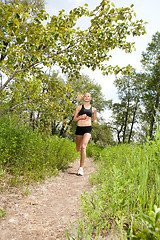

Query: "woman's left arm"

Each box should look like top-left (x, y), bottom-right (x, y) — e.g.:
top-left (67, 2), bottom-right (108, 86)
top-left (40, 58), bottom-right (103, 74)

top-left (93, 107), bottom-right (98, 124)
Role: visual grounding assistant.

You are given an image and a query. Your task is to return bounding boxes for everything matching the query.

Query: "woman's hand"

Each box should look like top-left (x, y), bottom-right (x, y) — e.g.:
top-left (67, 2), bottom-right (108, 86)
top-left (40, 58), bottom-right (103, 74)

top-left (93, 119), bottom-right (98, 124)
top-left (80, 114), bottom-right (87, 120)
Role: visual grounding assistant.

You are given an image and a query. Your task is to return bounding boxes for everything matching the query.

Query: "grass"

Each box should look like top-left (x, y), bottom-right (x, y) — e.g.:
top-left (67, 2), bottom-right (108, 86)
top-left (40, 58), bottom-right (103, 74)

top-left (66, 130), bottom-right (160, 239)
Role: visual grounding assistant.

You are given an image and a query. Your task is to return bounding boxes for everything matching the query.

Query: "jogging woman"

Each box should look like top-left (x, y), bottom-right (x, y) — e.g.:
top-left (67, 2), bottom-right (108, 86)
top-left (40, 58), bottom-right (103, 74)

top-left (73, 93), bottom-right (97, 176)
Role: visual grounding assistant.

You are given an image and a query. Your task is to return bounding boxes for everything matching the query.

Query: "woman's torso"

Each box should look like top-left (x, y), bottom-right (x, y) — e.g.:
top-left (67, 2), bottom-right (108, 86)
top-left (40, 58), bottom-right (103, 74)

top-left (77, 105), bottom-right (92, 126)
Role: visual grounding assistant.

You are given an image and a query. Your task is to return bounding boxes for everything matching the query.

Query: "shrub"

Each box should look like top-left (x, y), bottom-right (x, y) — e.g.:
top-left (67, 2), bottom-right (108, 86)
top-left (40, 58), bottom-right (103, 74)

top-left (0, 115), bottom-right (79, 187)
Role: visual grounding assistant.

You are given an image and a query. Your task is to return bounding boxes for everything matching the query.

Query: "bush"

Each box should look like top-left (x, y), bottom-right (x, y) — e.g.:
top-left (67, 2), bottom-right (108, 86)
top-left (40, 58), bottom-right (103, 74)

top-left (86, 143), bottom-right (104, 159)
top-left (0, 115), bottom-right (79, 186)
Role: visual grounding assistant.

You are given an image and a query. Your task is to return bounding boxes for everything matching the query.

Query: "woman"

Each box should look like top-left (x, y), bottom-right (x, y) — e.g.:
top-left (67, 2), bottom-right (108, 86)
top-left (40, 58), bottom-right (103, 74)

top-left (73, 92), bottom-right (97, 176)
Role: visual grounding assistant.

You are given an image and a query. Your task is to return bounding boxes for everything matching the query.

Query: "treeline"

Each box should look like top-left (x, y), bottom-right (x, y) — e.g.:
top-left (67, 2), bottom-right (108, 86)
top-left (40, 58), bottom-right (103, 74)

top-left (0, 70), bottom-right (114, 145)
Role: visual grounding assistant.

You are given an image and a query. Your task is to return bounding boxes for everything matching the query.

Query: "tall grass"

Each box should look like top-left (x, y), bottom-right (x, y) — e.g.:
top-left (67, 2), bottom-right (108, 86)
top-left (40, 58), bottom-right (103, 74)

top-left (67, 131), bottom-right (160, 239)
top-left (0, 115), bottom-right (79, 188)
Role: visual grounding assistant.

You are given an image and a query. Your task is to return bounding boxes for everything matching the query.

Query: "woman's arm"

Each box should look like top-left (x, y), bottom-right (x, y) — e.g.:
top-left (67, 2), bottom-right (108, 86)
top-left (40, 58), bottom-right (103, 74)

top-left (73, 105), bottom-right (87, 122)
top-left (93, 107), bottom-right (98, 124)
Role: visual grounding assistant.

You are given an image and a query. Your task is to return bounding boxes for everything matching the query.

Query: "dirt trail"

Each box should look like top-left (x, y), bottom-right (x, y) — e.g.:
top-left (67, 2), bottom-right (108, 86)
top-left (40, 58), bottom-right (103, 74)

top-left (0, 158), bottom-right (96, 240)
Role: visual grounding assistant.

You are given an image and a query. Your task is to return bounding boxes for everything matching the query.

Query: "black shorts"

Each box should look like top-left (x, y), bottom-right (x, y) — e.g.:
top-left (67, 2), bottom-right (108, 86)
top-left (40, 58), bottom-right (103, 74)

top-left (75, 126), bottom-right (92, 135)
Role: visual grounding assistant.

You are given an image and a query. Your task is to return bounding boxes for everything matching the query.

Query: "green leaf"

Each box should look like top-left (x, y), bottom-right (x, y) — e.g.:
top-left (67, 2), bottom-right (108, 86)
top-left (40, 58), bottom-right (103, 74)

top-left (111, 2), bottom-right (115, 7)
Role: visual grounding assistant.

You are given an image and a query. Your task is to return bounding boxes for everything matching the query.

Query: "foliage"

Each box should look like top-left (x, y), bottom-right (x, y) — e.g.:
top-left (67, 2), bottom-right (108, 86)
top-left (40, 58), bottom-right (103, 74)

top-left (91, 121), bottom-right (115, 147)
top-left (0, 0), bottom-right (146, 93)
top-left (0, 115), bottom-right (79, 187)
top-left (1, 70), bottom-right (75, 134)
top-left (67, 74), bottom-right (108, 113)
top-left (67, 129), bottom-right (160, 239)
top-left (0, 0), bottom-right (45, 13)
top-left (140, 32), bottom-right (160, 139)
top-left (86, 143), bottom-right (104, 159)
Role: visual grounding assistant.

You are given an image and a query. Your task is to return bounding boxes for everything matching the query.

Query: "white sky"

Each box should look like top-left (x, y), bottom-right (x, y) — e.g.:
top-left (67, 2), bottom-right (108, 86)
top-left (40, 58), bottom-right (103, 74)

top-left (44, 0), bottom-right (160, 120)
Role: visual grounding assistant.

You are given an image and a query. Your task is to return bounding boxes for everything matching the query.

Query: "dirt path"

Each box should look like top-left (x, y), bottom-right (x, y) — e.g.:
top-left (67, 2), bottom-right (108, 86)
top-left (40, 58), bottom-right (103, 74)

top-left (0, 158), bottom-right (96, 240)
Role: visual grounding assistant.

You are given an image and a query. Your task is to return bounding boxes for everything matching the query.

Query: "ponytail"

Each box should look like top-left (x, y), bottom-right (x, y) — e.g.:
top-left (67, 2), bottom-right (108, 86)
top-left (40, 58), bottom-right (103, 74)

top-left (77, 94), bottom-right (84, 102)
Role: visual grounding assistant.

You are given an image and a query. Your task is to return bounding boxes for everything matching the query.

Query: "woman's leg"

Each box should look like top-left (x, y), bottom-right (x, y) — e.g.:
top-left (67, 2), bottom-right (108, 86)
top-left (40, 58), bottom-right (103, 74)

top-left (80, 133), bottom-right (91, 168)
top-left (76, 135), bottom-right (83, 152)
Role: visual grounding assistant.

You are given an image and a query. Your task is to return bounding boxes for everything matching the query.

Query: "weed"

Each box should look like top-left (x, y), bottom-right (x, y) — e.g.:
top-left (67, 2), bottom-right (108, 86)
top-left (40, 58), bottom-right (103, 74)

top-left (0, 206), bottom-right (6, 218)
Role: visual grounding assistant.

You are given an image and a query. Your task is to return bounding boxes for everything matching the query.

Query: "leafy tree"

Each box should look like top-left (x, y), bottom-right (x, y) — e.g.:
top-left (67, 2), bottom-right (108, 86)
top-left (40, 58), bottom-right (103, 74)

top-left (141, 32), bottom-right (160, 139)
top-left (0, 0), bottom-right (146, 94)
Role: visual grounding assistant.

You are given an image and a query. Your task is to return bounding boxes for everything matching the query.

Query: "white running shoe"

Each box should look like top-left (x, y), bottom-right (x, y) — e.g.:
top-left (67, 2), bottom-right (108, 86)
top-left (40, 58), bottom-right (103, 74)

top-left (78, 167), bottom-right (83, 176)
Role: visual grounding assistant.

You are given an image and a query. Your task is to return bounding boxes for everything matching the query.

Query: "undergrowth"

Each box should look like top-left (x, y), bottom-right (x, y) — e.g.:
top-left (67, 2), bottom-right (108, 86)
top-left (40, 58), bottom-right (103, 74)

top-left (0, 115), bottom-right (79, 189)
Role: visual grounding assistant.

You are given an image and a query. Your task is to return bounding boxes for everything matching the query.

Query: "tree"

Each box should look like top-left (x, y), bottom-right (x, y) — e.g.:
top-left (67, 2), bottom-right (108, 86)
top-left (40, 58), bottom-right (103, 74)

top-left (108, 69), bottom-right (143, 143)
top-left (141, 32), bottom-right (160, 139)
top-left (0, 0), bottom-right (146, 93)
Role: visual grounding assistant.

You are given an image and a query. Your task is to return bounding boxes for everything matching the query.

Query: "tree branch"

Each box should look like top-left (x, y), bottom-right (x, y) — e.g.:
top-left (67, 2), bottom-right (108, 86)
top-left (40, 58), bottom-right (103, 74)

top-left (0, 62), bottom-right (39, 93)
top-left (1, 100), bottom-right (34, 115)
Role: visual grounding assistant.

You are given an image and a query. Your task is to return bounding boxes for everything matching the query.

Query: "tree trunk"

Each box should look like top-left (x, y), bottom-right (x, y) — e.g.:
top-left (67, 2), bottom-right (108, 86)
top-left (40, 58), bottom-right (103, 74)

top-left (51, 120), bottom-right (57, 135)
top-left (117, 130), bottom-right (121, 144)
top-left (116, 124), bottom-right (123, 144)
top-left (128, 99), bottom-right (139, 143)
top-left (36, 111), bottom-right (40, 128)
top-left (149, 92), bottom-right (159, 139)
top-left (30, 111), bottom-right (35, 130)
top-left (123, 98), bottom-right (130, 143)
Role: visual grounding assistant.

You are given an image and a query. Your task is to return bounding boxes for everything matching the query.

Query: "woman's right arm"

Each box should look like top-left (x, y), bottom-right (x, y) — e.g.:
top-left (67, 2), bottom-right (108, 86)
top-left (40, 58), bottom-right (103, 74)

top-left (73, 106), bottom-right (86, 122)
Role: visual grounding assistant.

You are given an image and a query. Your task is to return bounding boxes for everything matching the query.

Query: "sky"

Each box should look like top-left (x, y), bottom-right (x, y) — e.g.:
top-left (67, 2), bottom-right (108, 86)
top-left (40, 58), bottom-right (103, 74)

top-left (44, 0), bottom-right (160, 120)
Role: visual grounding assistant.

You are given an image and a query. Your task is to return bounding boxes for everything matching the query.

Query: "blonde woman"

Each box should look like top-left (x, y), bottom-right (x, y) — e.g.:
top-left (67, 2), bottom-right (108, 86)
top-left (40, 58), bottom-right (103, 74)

top-left (73, 93), bottom-right (97, 176)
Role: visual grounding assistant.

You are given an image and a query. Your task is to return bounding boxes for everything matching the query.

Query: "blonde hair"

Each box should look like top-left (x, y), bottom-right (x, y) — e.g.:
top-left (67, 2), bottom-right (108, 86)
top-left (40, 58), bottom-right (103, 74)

top-left (77, 93), bottom-right (92, 102)
top-left (77, 94), bottom-right (84, 102)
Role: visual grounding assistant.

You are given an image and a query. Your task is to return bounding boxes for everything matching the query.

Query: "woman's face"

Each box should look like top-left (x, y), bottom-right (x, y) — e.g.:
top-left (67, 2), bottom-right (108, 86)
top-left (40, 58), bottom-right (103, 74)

top-left (84, 93), bottom-right (91, 102)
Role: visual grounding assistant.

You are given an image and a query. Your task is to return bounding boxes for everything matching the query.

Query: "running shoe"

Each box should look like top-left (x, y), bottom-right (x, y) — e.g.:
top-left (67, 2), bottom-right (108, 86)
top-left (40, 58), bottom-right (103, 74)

top-left (78, 167), bottom-right (83, 176)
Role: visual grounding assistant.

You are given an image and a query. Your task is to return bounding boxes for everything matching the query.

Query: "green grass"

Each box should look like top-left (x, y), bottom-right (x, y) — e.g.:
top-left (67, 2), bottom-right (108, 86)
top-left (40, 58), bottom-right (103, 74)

top-left (0, 206), bottom-right (6, 218)
top-left (67, 130), bottom-right (160, 239)
top-left (0, 115), bottom-right (79, 188)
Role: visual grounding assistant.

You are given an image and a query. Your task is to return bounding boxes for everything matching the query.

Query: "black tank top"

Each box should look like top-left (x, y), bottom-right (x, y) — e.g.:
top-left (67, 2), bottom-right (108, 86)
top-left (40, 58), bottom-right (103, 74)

top-left (78, 105), bottom-right (92, 117)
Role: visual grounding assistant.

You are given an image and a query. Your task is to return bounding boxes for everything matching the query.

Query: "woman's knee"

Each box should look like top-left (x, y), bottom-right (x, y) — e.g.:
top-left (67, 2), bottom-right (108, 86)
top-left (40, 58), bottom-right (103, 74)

top-left (81, 143), bottom-right (87, 150)
top-left (76, 146), bottom-right (81, 152)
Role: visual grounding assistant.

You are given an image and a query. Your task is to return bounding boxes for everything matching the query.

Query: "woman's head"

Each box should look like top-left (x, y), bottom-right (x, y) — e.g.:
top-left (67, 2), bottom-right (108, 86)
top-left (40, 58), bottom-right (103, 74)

top-left (83, 93), bottom-right (91, 101)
